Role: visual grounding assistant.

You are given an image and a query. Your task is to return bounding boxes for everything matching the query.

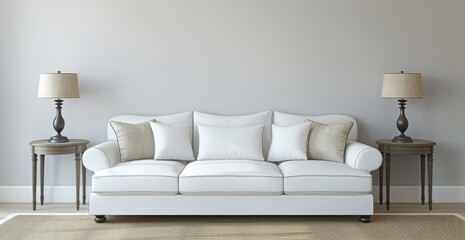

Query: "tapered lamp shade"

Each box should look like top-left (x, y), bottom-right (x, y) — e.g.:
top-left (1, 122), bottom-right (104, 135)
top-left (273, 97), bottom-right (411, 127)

top-left (381, 73), bottom-right (423, 99)
top-left (38, 73), bottom-right (80, 98)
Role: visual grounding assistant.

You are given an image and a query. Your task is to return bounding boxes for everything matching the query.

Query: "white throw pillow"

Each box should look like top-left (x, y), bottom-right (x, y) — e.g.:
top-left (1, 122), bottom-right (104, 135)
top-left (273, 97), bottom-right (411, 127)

top-left (150, 122), bottom-right (194, 161)
top-left (193, 111), bottom-right (272, 159)
top-left (267, 122), bottom-right (311, 162)
top-left (197, 125), bottom-right (265, 161)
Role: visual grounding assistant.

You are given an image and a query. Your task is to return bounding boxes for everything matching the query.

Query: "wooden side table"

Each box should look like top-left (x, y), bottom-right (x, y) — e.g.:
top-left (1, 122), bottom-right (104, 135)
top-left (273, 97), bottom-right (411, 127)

top-left (376, 139), bottom-right (436, 210)
top-left (30, 139), bottom-right (89, 210)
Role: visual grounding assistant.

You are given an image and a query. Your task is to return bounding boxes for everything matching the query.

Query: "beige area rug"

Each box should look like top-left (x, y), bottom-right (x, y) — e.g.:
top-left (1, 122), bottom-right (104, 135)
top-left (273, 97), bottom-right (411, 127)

top-left (1, 213), bottom-right (465, 240)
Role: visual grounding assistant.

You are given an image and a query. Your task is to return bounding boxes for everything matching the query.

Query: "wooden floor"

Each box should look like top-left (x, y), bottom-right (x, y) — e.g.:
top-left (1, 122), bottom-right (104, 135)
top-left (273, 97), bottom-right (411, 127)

top-left (1, 202), bottom-right (465, 221)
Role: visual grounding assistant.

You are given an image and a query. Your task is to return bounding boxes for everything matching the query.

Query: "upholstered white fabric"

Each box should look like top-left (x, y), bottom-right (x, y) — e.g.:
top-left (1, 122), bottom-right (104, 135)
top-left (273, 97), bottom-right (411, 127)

top-left (92, 160), bottom-right (185, 194)
top-left (197, 125), bottom-right (264, 161)
top-left (278, 160), bottom-right (372, 194)
top-left (108, 112), bottom-right (193, 141)
top-left (83, 141), bottom-right (120, 172)
top-left (193, 111), bottom-right (272, 158)
top-left (84, 111), bottom-right (382, 219)
top-left (150, 122), bottom-right (194, 161)
top-left (179, 160), bottom-right (283, 195)
top-left (273, 111), bottom-right (358, 141)
top-left (267, 123), bottom-right (311, 162)
top-left (345, 141), bottom-right (383, 172)
top-left (89, 194), bottom-right (373, 216)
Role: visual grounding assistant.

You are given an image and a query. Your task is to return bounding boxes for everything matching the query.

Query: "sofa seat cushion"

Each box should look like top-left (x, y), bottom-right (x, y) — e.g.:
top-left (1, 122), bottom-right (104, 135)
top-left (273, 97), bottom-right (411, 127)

top-left (278, 160), bottom-right (372, 194)
top-left (92, 160), bottom-right (185, 194)
top-left (179, 160), bottom-right (283, 195)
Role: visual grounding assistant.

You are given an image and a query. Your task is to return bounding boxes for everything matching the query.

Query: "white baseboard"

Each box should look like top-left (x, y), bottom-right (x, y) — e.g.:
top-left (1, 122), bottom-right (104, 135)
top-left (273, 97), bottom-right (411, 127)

top-left (0, 186), bottom-right (91, 203)
top-left (0, 185), bottom-right (464, 203)
top-left (373, 186), bottom-right (465, 203)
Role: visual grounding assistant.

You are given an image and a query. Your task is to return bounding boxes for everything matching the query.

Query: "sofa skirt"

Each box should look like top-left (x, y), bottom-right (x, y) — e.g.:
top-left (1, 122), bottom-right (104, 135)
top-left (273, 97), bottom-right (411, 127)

top-left (88, 193), bottom-right (373, 216)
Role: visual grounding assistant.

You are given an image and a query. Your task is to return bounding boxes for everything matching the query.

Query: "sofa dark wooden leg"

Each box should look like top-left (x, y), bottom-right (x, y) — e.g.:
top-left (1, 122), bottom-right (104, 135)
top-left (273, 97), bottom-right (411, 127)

top-left (94, 215), bottom-right (107, 223)
top-left (359, 215), bottom-right (371, 223)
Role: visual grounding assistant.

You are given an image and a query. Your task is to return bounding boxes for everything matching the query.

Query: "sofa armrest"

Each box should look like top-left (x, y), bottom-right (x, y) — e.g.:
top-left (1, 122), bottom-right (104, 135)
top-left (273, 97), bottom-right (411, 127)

top-left (345, 141), bottom-right (382, 172)
top-left (83, 141), bottom-right (120, 173)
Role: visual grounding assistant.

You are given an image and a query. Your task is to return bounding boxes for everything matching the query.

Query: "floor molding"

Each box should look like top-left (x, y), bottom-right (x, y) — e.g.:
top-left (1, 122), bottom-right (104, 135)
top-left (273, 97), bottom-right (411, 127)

top-left (372, 186), bottom-right (465, 203)
top-left (0, 185), bottom-right (464, 203)
top-left (0, 186), bottom-right (91, 203)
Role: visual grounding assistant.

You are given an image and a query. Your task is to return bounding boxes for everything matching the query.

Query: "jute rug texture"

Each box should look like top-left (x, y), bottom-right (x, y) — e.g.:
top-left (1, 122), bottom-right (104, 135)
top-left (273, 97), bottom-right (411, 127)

top-left (1, 214), bottom-right (465, 240)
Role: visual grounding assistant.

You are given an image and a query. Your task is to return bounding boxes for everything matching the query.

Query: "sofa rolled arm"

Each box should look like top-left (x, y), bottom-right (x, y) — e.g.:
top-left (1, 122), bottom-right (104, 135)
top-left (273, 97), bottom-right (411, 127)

top-left (344, 141), bottom-right (382, 172)
top-left (83, 141), bottom-right (120, 173)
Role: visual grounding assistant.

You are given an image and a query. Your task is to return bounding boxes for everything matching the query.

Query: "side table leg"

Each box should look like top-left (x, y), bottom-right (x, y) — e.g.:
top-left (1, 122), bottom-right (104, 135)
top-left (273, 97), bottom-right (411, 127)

top-left (428, 153), bottom-right (433, 210)
top-left (420, 155), bottom-right (425, 205)
top-left (386, 153), bottom-right (391, 210)
top-left (40, 155), bottom-right (45, 205)
top-left (75, 153), bottom-right (81, 211)
top-left (82, 156), bottom-right (86, 205)
top-left (379, 153), bottom-right (384, 205)
top-left (32, 153), bottom-right (37, 211)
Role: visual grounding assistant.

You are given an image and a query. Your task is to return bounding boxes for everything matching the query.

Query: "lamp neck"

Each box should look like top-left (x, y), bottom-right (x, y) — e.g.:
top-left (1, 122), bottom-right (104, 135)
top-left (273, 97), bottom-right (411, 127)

top-left (54, 98), bottom-right (63, 109)
top-left (397, 98), bottom-right (407, 106)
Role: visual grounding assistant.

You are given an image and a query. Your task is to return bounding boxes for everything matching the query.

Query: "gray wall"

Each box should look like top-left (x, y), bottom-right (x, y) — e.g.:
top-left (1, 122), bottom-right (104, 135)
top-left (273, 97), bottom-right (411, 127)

top-left (1, 0), bottom-right (464, 187)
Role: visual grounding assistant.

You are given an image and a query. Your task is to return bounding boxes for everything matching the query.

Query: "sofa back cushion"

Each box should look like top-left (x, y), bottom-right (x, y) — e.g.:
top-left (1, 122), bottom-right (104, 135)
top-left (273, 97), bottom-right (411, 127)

top-left (272, 111), bottom-right (358, 141)
top-left (193, 111), bottom-right (272, 159)
top-left (108, 112), bottom-right (193, 141)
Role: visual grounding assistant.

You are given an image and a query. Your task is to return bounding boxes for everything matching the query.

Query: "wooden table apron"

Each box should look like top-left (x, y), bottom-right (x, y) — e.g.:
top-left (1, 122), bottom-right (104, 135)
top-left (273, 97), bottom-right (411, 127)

top-left (29, 139), bottom-right (89, 210)
top-left (376, 139), bottom-right (436, 211)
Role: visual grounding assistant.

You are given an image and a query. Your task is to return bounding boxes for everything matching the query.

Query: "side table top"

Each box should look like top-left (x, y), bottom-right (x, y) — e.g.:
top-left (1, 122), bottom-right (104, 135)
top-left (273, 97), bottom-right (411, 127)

top-left (376, 139), bottom-right (436, 147)
top-left (30, 139), bottom-right (89, 147)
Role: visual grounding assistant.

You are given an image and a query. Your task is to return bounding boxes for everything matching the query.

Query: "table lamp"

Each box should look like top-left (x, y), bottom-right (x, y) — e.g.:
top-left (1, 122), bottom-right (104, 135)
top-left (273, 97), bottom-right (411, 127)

top-left (38, 71), bottom-right (80, 143)
top-left (382, 71), bottom-right (423, 143)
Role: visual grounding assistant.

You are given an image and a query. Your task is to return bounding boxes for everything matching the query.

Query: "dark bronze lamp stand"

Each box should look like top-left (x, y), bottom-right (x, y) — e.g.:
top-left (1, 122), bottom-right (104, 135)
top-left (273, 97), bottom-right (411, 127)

top-left (49, 98), bottom-right (69, 143)
top-left (393, 98), bottom-right (412, 143)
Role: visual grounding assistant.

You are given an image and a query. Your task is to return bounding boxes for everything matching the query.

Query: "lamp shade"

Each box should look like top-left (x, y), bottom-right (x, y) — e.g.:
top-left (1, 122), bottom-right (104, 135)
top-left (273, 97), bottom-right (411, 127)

top-left (382, 73), bottom-right (423, 99)
top-left (38, 72), bottom-right (80, 98)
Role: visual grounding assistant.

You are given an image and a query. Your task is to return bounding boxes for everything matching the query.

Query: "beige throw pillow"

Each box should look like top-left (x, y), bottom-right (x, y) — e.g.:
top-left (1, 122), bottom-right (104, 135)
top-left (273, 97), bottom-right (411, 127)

top-left (110, 120), bottom-right (155, 162)
top-left (305, 120), bottom-right (354, 163)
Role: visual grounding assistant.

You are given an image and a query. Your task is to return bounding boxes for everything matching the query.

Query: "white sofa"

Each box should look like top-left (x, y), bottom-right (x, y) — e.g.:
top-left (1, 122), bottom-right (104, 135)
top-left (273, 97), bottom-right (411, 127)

top-left (83, 111), bottom-right (382, 223)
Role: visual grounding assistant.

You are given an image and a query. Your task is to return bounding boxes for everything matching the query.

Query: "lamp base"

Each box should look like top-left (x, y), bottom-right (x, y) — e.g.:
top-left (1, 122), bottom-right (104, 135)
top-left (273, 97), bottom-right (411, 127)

top-left (49, 98), bottom-right (69, 143)
top-left (49, 135), bottom-right (69, 143)
top-left (393, 98), bottom-right (414, 143)
top-left (392, 135), bottom-right (413, 143)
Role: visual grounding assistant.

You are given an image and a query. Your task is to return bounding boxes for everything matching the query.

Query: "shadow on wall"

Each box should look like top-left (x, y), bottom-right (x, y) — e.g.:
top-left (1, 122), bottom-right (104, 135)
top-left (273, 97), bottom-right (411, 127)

top-left (79, 75), bottom-right (119, 102)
